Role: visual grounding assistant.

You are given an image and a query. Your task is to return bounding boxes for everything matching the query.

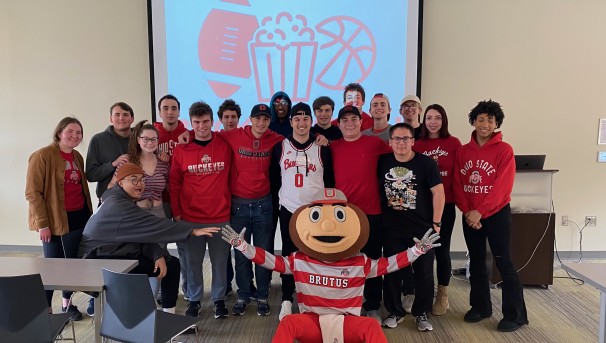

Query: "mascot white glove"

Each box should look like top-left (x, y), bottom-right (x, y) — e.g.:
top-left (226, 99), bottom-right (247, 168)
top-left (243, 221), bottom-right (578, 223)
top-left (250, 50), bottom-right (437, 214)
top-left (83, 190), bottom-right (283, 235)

top-left (221, 225), bottom-right (249, 252)
top-left (407, 229), bottom-right (441, 263)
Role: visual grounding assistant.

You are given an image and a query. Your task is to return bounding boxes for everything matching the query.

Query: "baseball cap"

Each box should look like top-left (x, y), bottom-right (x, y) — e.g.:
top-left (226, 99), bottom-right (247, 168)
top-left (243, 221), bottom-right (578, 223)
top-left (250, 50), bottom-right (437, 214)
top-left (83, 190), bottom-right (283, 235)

top-left (371, 93), bottom-right (391, 107)
top-left (290, 102), bottom-right (312, 119)
top-left (250, 103), bottom-right (271, 118)
top-left (399, 95), bottom-right (421, 108)
top-left (337, 105), bottom-right (361, 120)
top-left (310, 188), bottom-right (348, 205)
top-left (115, 163), bottom-right (145, 181)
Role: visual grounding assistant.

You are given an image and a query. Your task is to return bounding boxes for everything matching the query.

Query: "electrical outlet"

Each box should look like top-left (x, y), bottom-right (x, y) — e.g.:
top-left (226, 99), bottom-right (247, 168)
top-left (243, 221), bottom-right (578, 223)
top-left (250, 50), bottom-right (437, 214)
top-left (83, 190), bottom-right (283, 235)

top-left (562, 215), bottom-right (568, 226)
top-left (585, 216), bottom-right (597, 227)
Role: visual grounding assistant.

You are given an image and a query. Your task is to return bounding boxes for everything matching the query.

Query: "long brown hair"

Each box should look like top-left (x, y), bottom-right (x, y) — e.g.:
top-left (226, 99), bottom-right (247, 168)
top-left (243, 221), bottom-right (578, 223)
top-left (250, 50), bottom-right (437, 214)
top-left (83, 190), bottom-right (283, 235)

top-left (419, 104), bottom-right (452, 139)
top-left (128, 120), bottom-right (158, 166)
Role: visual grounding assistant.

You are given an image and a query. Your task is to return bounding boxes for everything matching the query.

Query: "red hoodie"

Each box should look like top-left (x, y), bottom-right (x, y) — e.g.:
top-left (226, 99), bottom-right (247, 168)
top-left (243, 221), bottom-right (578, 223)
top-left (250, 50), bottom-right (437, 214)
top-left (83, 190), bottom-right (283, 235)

top-left (413, 136), bottom-right (462, 203)
top-left (154, 120), bottom-right (188, 157)
top-left (219, 126), bottom-right (283, 199)
top-left (169, 134), bottom-right (232, 223)
top-left (453, 131), bottom-right (515, 218)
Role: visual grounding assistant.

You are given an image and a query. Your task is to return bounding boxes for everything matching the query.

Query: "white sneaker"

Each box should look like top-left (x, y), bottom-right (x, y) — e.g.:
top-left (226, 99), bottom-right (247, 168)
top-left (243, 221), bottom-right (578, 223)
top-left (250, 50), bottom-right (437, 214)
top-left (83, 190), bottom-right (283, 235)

top-left (366, 310), bottom-right (382, 325)
top-left (416, 313), bottom-right (433, 331)
top-left (382, 313), bottom-right (404, 328)
top-left (279, 301), bottom-right (292, 321)
top-left (402, 294), bottom-right (415, 313)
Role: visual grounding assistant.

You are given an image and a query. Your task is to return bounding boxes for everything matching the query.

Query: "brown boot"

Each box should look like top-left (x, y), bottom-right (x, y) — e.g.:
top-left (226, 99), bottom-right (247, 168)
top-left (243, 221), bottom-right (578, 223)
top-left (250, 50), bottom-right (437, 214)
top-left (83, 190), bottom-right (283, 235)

top-left (432, 285), bottom-right (449, 316)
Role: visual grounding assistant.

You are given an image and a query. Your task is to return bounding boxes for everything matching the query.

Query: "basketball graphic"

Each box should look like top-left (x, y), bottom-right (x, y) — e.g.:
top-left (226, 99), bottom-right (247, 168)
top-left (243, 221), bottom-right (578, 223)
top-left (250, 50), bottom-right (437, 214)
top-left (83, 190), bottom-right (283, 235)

top-left (314, 16), bottom-right (377, 90)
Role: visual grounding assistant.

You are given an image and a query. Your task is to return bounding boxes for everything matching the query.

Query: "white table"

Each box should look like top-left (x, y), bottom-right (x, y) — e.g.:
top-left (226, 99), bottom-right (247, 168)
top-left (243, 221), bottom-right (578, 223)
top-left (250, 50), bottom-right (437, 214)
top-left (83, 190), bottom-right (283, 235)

top-left (561, 262), bottom-right (606, 343)
top-left (0, 256), bottom-right (138, 343)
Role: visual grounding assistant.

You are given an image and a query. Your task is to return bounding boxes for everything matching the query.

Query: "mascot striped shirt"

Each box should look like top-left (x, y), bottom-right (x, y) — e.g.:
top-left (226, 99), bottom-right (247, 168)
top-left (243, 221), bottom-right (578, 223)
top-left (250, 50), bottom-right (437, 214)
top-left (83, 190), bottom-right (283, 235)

top-left (239, 244), bottom-right (413, 315)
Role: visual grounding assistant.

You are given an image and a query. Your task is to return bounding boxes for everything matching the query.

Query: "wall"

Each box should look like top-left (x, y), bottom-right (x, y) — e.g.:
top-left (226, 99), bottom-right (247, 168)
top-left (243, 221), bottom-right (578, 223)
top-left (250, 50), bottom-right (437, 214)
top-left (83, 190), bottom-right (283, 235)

top-left (2, 0), bottom-right (605, 253)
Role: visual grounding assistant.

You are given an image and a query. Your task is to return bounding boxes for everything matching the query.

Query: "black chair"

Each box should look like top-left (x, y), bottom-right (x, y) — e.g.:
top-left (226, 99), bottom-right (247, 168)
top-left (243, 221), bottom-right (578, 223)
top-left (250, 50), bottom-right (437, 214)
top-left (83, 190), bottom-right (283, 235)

top-left (101, 268), bottom-right (200, 343)
top-left (0, 273), bottom-right (75, 343)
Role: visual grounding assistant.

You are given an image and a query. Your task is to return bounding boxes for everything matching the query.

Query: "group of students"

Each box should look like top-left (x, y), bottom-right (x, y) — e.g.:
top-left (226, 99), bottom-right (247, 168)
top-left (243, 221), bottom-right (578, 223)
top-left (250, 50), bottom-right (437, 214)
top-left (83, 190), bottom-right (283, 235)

top-left (24, 81), bottom-right (528, 337)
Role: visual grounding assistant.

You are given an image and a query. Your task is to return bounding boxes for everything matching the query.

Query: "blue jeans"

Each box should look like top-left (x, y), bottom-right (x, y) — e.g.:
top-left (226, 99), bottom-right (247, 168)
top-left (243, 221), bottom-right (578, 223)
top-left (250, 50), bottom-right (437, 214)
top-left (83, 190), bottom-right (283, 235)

top-left (231, 194), bottom-right (273, 301)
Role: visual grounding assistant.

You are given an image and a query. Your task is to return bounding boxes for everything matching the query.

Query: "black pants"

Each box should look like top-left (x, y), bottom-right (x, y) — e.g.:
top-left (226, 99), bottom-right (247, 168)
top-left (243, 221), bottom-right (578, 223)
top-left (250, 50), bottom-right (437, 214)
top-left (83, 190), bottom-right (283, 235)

top-left (435, 203), bottom-right (456, 286)
top-left (383, 234), bottom-right (434, 317)
top-left (463, 204), bottom-right (528, 324)
top-left (279, 207), bottom-right (298, 302)
top-left (130, 256), bottom-right (181, 309)
top-left (362, 214), bottom-right (383, 311)
top-left (43, 207), bottom-right (91, 306)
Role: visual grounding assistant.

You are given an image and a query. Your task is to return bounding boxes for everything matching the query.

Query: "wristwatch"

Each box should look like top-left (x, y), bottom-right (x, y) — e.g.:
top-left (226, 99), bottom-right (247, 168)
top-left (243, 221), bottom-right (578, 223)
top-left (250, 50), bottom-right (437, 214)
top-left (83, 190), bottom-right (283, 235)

top-left (433, 221), bottom-right (441, 227)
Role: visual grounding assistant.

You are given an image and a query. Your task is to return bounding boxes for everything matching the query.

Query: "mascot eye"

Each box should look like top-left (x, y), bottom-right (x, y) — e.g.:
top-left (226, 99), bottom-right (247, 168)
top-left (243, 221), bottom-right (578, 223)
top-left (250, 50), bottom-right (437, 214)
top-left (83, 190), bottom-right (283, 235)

top-left (334, 206), bottom-right (346, 222)
top-left (309, 207), bottom-right (322, 223)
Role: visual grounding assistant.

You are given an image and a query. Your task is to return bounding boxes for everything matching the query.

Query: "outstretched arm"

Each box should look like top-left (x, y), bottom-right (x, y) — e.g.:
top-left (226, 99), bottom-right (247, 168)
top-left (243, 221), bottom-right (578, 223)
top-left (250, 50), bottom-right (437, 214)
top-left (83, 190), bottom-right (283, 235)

top-left (367, 229), bottom-right (441, 278)
top-left (221, 225), bottom-right (293, 275)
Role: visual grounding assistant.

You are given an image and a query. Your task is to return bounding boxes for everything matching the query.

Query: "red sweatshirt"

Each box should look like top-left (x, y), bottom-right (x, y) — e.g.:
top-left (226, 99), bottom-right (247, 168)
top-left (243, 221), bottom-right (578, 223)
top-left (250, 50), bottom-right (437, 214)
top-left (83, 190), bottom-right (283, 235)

top-left (453, 131), bottom-right (515, 218)
top-left (155, 120), bottom-right (188, 157)
top-left (330, 135), bottom-right (391, 215)
top-left (413, 136), bottom-right (462, 203)
top-left (169, 134), bottom-right (232, 223)
top-left (220, 126), bottom-right (283, 199)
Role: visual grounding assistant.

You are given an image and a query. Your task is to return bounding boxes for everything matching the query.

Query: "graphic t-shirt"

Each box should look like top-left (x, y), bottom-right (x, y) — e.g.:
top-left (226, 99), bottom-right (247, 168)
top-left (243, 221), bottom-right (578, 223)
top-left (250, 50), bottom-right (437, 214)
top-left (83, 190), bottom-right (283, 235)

top-left (378, 153), bottom-right (442, 236)
top-left (60, 150), bottom-right (85, 211)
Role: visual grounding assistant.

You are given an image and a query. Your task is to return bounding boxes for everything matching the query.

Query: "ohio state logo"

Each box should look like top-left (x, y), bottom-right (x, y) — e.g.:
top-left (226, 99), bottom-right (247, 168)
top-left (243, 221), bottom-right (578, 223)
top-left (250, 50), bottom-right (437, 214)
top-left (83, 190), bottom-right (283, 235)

top-left (340, 269), bottom-right (349, 276)
top-left (469, 171), bottom-right (482, 184)
top-left (201, 154), bottom-right (211, 163)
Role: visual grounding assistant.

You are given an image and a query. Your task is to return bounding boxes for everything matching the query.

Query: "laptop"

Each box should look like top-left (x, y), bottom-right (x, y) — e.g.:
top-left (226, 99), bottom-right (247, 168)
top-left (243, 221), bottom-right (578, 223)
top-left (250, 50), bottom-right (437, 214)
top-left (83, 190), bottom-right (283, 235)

top-left (515, 155), bottom-right (546, 170)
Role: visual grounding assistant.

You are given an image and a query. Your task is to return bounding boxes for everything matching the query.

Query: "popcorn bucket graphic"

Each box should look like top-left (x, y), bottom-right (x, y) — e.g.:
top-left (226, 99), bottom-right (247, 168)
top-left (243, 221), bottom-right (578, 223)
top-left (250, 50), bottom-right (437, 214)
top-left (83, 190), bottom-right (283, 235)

top-left (250, 12), bottom-right (318, 102)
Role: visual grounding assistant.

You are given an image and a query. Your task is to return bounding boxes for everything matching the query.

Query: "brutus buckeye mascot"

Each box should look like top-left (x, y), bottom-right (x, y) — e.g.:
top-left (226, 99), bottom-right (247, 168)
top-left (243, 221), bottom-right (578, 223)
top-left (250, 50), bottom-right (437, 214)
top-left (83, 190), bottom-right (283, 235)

top-left (222, 189), bottom-right (440, 343)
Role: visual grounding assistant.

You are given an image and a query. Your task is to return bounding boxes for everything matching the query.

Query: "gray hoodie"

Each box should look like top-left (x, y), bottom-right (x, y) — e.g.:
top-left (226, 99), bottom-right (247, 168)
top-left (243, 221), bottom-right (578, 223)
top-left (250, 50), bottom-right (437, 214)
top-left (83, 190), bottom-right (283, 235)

top-left (85, 125), bottom-right (130, 199)
top-left (79, 186), bottom-right (195, 261)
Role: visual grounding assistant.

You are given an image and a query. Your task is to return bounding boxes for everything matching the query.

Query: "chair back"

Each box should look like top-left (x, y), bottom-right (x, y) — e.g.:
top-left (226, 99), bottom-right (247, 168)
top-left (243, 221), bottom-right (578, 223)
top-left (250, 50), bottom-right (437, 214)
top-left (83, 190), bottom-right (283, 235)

top-left (100, 268), bottom-right (158, 343)
top-left (0, 273), bottom-right (54, 342)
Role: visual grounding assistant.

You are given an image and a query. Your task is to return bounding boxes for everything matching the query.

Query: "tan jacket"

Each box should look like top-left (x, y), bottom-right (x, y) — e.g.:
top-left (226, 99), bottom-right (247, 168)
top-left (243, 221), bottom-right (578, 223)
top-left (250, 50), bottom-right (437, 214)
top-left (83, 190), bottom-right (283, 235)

top-left (25, 144), bottom-right (93, 235)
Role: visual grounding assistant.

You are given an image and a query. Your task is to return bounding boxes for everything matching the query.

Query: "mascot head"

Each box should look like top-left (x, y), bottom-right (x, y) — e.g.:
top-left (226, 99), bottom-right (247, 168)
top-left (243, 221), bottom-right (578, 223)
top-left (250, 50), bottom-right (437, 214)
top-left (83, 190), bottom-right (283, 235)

top-left (289, 188), bottom-right (370, 262)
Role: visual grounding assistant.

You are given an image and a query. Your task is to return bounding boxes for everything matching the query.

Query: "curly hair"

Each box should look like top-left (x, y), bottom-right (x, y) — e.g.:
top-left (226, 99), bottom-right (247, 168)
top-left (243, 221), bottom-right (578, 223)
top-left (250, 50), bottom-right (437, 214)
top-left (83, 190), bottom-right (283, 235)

top-left (217, 99), bottom-right (241, 120)
top-left (342, 83), bottom-right (366, 103)
top-left (468, 100), bottom-right (505, 128)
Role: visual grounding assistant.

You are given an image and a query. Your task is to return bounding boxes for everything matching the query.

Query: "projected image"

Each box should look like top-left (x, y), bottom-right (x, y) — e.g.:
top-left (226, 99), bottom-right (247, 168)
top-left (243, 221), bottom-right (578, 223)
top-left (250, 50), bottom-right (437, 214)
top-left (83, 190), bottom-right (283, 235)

top-left (152, 0), bottom-right (420, 128)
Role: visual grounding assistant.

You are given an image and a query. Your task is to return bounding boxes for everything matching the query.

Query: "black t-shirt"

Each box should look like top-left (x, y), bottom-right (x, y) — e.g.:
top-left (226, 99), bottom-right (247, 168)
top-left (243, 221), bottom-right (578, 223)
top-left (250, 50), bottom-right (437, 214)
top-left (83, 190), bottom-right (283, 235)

top-left (311, 124), bottom-right (343, 142)
top-left (378, 152), bottom-right (442, 237)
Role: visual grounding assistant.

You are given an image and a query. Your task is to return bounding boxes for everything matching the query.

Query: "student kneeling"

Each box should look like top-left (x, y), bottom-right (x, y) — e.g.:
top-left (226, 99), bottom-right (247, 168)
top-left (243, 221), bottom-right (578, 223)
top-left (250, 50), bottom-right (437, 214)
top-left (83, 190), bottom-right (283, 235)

top-left (78, 163), bottom-right (218, 313)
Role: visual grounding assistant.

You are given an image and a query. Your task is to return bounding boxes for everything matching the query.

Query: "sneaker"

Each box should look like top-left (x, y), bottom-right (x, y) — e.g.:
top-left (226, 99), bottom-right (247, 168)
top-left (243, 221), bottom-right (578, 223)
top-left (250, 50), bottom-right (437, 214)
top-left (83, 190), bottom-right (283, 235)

top-left (185, 301), bottom-right (201, 317)
top-left (366, 310), bottom-right (382, 325)
top-left (232, 299), bottom-right (248, 316)
top-left (382, 313), bottom-right (405, 328)
top-left (213, 300), bottom-right (229, 319)
top-left (279, 301), bottom-right (292, 321)
top-left (257, 299), bottom-right (270, 316)
top-left (416, 313), bottom-right (433, 331)
top-left (61, 305), bottom-right (83, 321)
top-left (86, 297), bottom-right (95, 317)
top-left (402, 294), bottom-right (415, 313)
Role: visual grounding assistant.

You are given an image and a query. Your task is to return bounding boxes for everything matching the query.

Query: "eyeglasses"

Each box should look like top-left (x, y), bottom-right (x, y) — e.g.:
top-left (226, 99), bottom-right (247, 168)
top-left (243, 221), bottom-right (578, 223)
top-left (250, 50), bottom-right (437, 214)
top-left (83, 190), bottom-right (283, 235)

top-left (139, 137), bottom-right (158, 143)
top-left (401, 104), bottom-right (418, 110)
top-left (126, 177), bottom-right (145, 186)
top-left (390, 136), bottom-right (414, 143)
top-left (274, 100), bottom-right (289, 107)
